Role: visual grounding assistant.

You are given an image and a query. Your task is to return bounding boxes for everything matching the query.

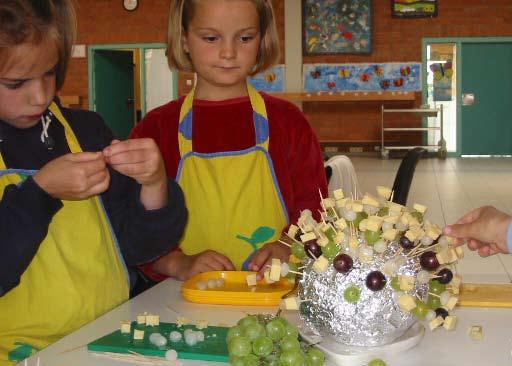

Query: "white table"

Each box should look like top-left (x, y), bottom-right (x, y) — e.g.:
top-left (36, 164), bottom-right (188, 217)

top-left (19, 278), bottom-right (512, 366)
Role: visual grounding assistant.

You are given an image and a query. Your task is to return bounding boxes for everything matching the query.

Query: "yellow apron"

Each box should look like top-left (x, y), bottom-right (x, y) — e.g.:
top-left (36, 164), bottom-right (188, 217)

top-left (177, 84), bottom-right (289, 270)
top-left (0, 102), bottom-right (129, 366)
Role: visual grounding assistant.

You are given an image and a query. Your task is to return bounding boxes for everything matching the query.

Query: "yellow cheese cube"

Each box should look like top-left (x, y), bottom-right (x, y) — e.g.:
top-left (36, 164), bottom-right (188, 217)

top-left (317, 235), bottom-right (329, 247)
top-left (246, 273), bottom-right (257, 287)
top-left (455, 246), bottom-right (464, 259)
top-left (287, 224), bottom-right (299, 238)
top-left (399, 275), bottom-right (415, 292)
top-left (282, 297), bottom-right (300, 310)
top-left (352, 201), bottom-right (364, 213)
top-left (358, 219), bottom-right (368, 231)
top-left (384, 215), bottom-right (399, 224)
top-left (120, 321), bottom-right (131, 334)
top-left (334, 231), bottom-right (346, 245)
top-left (334, 218), bottom-right (347, 231)
top-left (413, 203), bottom-right (427, 214)
top-left (436, 248), bottom-right (458, 264)
top-left (443, 315), bottom-right (457, 331)
top-left (335, 198), bottom-right (349, 208)
top-left (366, 219), bottom-right (382, 232)
top-left (133, 329), bottom-right (145, 340)
top-left (176, 316), bottom-right (190, 327)
top-left (322, 198), bottom-right (335, 209)
top-left (451, 274), bottom-right (462, 288)
top-left (398, 295), bottom-right (417, 312)
top-left (445, 296), bottom-right (458, 310)
top-left (405, 230), bottom-right (417, 242)
top-left (349, 235), bottom-right (359, 249)
top-left (196, 320), bottom-right (209, 330)
top-left (382, 228), bottom-right (398, 241)
top-left (146, 314), bottom-right (160, 327)
top-left (376, 186), bottom-right (392, 199)
top-left (388, 202), bottom-right (404, 213)
top-left (468, 325), bottom-right (483, 340)
top-left (333, 188), bottom-right (345, 200)
top-left (136, 314), bottom-right (146, 325)
top-left (426, 226), bottom-right (442, 240)
top-left (362, 194), bottom-right (379, 207)
top-left (428, 316), bottom-right (444, 331)
top-left (264, 269), bottom-right (275, 284)
top-left (270, 258), bottom-right (281, 282)
top-left (313, 256), bottom-right (329, 273)
top-left (300, 232), bottom-right (317, 243)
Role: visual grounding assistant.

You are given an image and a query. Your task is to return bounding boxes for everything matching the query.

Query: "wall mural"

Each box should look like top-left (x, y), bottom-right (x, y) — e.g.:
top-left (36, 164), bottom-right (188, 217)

top-left (303, 63), bottom-right (422, 92)
top-left (303, 0), bottom-right (372, 55)
top-left (249, 65), bottom-right (285, 93)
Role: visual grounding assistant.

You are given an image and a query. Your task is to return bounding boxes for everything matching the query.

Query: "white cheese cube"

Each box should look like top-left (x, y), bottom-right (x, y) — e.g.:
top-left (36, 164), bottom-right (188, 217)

top-left (443, 315), bottom-right (457, 330)
top-left (382, 228), bottom-right (398, 241)
top-left (133, 329), bottom-right (145, 340)
top-left (120, 321), bottom-right (131, 334)
top-left (405, 230), bottom-right (417, 242)
top-left (366, 219), bottom-right (382, 232)
top-left (455, 246), bottom-right (464, 259)
top-left (335, 198), bottom-right (349, 208)
top-left (176, 316), bottom-right (190, 327)
top-left (428, 316), bottom-right (444, 331)
top-left (362, 194), bottom-right (380, 207)
top-left (352, 201), bottom-right (364, 213)
top-left (322, 198), bottom-right (335, 209)
top-left (136, 314), bottom-right (146, 325)
top-left (398, 294), bottom-right (417, 312)
top-left (358, 219), bottom-right (368, 231)
top-left (269, 258), bottom-right (281, 282)
top-left (333, 188), bottom-right (345, 200)
top-left (334, 231), bottom-right (346, 245)
top-left (376, 186), bottom-right (392, 199)
top-left (313, 256), bottom-right (329, 274)
top-left (413, 203), bottom-right (427, 214)
top-left (300, 232), bottom-right (317, 243)
top-left (282, 297), bottom-right (300, 311)
top-left (246, 273), bottom-right (257, 287)
top-left (334, 218), bottom-right (347, 231)
top-left (146, 314), bottom-right (160, 327)
top-left (445, 296), bottom-right (458, 310)
top-left (264, 269), bottom-right (275, 284)
top-left (399, 275), bottom-right (415, 292)
top-left (287, 224), bottom-right (299, 238)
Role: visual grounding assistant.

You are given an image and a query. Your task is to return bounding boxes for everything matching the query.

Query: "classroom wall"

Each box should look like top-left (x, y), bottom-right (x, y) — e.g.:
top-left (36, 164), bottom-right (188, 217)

top-left (63, 1), bottom-right (512, 150)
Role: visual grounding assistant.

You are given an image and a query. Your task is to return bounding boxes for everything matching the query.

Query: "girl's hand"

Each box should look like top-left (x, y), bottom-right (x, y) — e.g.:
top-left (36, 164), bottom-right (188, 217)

top-left (153, 250), bottom-right (235, 281)
top-left (34, 152), bottom-right (110, 200)
top-left (103, 138), bottom-right (168, 209)
top-left (249, 241), bottom-right (291, 280)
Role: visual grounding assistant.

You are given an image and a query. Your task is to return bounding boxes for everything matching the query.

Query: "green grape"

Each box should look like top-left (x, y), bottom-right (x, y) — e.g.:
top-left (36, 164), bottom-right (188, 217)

top-left (327, 207), bottom-right (337, 218)
top-left (230, 356), bottom-right (245, 366)
top-left (322, 242), bottom-right (339, 260)
top-left (427, 295), bottom-right (441, 309)
top-left (429, 280), bottom-right (446, 295)
top-left (368, 358), bottom-right (387, 366)
top-left (390, 276), bottom-right (401, 291)
top-left (265, 319), bottom-right (286, 341)
top-left (324, 226), bottom-right (337, 240)
top-left (227, 325), bottom-right (244, 343)
top-left (242, 353), bottom-right (259, 366)
top-left (291, 242), bottom-right (306, 260)
top-left (411, 300), bottom-right (429, 320)
top-left (279, 350), bottom-right (306, 366)
top-left (237, 315), bottom-right (259, 328)
top-left (364, 230), bottom-right (381, 245)
top-left (286, 262), bottom-right (299, 280)
top-left (274, 315), bottom-right (289, 327)
top-left (411, 211), bottom-right (423, 223)
top-left (344, 285), bottom-right (361, 304)
top-left (378, 207), bottom-right (389, 217)
top-left (307, 347), bottom-right (325, 366)
top-left (243, 322), bottom-right (266, 341)
top-left (284, 323), bottom-right (299, 338)
top-left (280, 335), bottom-right (301, 352)
top-left (228, 336), bottom-right (252, 357)
top-left (252, 336), bottom-right (273, 357)
top-left (353, 211), bottom-right (368, 228)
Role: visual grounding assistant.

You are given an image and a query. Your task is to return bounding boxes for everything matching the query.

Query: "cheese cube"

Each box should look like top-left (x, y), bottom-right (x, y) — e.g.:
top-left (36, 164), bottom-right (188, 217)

top-left (426, 225), bottom-right (442, 240)
top-left (358, 219), bottom-right (368, 231)
top-left (376, 186), bottom-right (392, 199)
top-left (133, 329), bottom-right (145, 340)
top-left (362, 194), bottom-right (380, 207)
top-left (413, 203), bottom-right (427, 214)
top-left (313, 256), bottom-right (329, 274)
top-left (352, 201), bottom-right (364, 212)
top-left (282, 296), bottom-right (300, 310)
top-left (388, 202), bottom-right (404, 213)
top-left (382, 228), bottom-right (398, 241)
top-left (468, 325), bottom-right (483, 340)
top-left (136, 314), bottom-right (146, 325)
top-left (399, 275), bottom-right (416, 292)
top-left (317, 235), bottom-right (329, 247)
top-left (269, 258), bottom-right (281, 282)
top-left (334, 231), bottom-right (346, 245)
top-left (246, 273), bottom-right (257, 287)
top-left (384, 215), bottom-right (399, 224)
top-left (176, 316), bottom-right (190, 327)
top-left (333, 189), bottom-right (345, 200)
top-left (443, 315), bottom-right (457, 330)
top-left (300, 232), bottom-right (317, 243)
top-left (445, 296), bottom-right (458, 310)
top-left (334, 218), bottom-right (347, 231)
top-left (398, 295), bottom-right (417, 312)
top-left (120, 321), bottom-right (131, 334)
top-left (264, 269), bottom-right (275, 284)
top-left (196, 320), bottom-right (209, 330)
top-left (451, 274), bottom-right (462, 288)
top-left (405, 230), bottom-right (417, 242)
top-left (322, 198), bottom-right (335, 209)
top-left (287, 224), bottom-right (299, 238)
top-left (428, 316), bottom-right (444, 331)
top-left (436, 248), bottom-right (458, 264)
top-left (366, 219), bottom-right (382, 232)
top-left (146, 314), bottom-right (160, 326)
top-left (455, 246), bottom-right (464, 259)
top-left (302, 223), bottom-right (315, 233)
top-left (335, 198), bottom-right (348, 208)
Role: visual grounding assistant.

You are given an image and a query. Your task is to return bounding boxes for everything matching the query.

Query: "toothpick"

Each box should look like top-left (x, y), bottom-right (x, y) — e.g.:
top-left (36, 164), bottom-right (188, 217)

top-left (277, 239), bottom-right (292, 248)
top-left (284, 232), bottom-right (302, 245)
top-left (308, 250), bottom-right (318, 260)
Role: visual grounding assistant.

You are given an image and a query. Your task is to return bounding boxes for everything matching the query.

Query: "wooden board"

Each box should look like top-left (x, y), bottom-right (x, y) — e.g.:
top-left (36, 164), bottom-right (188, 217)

top-left (87, 322), bottom-right (229, 362)
top-left (459, 283), bottom-right (512, 308)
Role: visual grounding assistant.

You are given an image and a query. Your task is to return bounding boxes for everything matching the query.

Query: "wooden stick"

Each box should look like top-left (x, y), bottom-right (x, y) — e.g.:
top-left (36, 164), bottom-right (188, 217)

top-left (277, 239), bottom-right (292, 247)
top-left (284, 232), bottom-right (302, 245)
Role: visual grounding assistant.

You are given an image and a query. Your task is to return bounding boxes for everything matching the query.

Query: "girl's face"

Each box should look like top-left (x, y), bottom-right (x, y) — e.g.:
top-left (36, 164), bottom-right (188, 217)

top-left (183, 0), bottom-right (261, 99)
top-left (0, 37), bottom-right (58, 129)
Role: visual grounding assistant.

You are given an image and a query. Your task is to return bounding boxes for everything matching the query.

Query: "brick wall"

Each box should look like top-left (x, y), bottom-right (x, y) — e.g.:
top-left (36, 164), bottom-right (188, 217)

top-left (63, 1), bottom-right (512, 148)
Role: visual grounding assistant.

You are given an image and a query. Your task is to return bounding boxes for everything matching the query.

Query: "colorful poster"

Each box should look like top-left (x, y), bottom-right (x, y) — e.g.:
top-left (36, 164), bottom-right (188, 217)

top-left (249, 65), bottom-right (285, 93)
top-left (431, 61), bottom-right (453, 101)
top-left (392, 0), bottom-right (438, 18)
top-left (303, 63), bottom-right (422, 92)
top-left (303, 0), bottom-right (372, 55)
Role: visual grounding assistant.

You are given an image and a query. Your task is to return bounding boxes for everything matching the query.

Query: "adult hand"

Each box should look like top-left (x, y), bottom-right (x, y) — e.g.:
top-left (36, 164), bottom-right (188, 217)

top-left (249, 241), bottom-right (291, 280)
top-left (34, 152), bottom-right (110, 200)
top-left (444, 205), bottom-right (511, 257)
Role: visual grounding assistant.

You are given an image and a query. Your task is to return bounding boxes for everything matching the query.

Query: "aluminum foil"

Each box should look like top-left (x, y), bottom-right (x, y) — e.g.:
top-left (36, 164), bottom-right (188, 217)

top-left (299, 239), bottom-right (428, 347)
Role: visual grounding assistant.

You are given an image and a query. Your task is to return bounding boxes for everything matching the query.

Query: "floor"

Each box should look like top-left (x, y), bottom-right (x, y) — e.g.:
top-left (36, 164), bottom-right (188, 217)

top-left (349, 156), bottom-right (512, 284)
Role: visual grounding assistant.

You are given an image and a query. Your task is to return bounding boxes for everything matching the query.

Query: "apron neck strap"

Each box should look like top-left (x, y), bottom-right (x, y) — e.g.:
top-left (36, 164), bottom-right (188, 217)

top-left (0, 101), bottom-right (83, 170)
top-left (178, 83), bottom-right (269, 156)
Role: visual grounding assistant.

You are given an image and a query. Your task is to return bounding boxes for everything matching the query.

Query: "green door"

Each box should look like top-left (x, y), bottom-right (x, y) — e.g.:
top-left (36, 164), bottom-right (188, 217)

top-left (94, 50), bottom-right (135, 139)
top-left (461, 43), bottom-right (512, 155)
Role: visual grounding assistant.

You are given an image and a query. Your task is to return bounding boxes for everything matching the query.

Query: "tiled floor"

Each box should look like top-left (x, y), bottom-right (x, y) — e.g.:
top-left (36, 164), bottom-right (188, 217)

top-left (349, 156), bottom-right (512, 284)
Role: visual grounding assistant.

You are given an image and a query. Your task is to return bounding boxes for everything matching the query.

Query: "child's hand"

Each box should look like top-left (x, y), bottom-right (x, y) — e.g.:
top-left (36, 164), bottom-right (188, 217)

top-left (444, 205), bottom-right (512, 257)
top-left (103, 138), bottom-right (168, 209)
top-left (152, 250), bottom-right (235, 281)
top-left (34, 152), bottom-right (110, 200)
top-left (249, 241), bottom-right (291, 280)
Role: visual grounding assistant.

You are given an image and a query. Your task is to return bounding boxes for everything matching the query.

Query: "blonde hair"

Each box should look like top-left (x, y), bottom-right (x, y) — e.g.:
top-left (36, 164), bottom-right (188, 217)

top-left (0, 0), bottom-right (77, 90)
top-left (167, 0), bottom-right (280, 76)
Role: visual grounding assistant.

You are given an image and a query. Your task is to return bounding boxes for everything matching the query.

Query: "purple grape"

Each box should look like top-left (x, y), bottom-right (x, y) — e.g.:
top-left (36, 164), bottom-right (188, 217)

top-left (366, 271), bottom-right (387, 291)
top-left (305, 240), bottom-right (322, 259)
top-left (333, 254), bottom-right (353, 274)
top-left (399, 235), bottom-right (414, 250)
top-left (294, 230), bottom-right (302, 242)
top-left (435, 307), bottom-right (449, 319)
top-left (420, 251), bottom-right (440, 271)
top-left (436, 268), bottom-right (453, 284)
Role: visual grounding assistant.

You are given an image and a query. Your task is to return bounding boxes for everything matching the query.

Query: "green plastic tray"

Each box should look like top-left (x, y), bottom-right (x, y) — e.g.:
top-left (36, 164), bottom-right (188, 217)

top-left (87, 322), bottom-right (229, 362)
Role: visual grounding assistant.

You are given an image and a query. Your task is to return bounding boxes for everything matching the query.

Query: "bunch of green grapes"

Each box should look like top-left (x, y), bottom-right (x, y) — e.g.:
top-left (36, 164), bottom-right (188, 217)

top-left (227, 314), bottom-right (325, 366)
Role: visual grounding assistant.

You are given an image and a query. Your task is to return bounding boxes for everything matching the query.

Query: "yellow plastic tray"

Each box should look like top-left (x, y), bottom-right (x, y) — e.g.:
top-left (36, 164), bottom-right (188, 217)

top-left (181, 271), bottom-right (295, 306)
top-left (459, 283), bottom-right (512, 308)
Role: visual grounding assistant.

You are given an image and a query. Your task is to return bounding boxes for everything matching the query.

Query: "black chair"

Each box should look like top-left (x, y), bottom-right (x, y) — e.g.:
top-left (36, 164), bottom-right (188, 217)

top-left (391, 147), bottom-right (426, 206)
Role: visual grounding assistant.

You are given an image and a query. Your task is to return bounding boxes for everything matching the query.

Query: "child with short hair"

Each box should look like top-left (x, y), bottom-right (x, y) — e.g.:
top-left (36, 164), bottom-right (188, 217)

top-left (132, 0), bottom-right (327, 281)
top-left (0, 1), bottom-right (187, 364)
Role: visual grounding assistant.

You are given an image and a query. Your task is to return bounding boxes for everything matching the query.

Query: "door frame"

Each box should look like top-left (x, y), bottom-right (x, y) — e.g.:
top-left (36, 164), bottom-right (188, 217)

top-left (422, 37), bottom-right (512, 157)
top-left (88, 43), bottom-right (178, 117)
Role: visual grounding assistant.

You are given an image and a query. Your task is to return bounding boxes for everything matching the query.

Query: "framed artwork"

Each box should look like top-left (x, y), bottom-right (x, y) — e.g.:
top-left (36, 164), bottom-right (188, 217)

top-left (391, 0), bottom-right (438, 18)
top-left (249, 65), bottom-right (285, 93)
top-left (303, 0), bottom-right (372, 55)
